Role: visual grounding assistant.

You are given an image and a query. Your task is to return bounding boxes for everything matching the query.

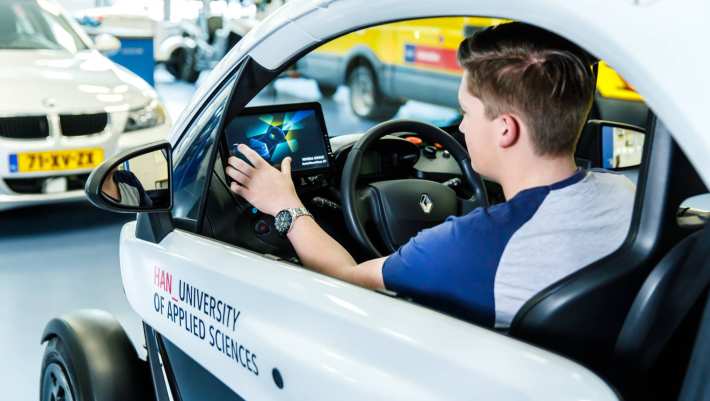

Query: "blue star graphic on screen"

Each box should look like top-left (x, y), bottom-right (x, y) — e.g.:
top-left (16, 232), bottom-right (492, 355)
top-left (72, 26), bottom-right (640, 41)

top-left (228, 110), bottom-right (323, 168)
top-left (238, 111), bottom-right (310, 163)
top-left (248, 125), bottom-right (287, 159)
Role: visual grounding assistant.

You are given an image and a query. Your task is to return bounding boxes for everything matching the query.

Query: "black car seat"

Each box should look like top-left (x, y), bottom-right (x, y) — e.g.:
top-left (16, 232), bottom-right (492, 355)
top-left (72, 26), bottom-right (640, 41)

top-left (509, 118), bottom-right (708, 376)
top-left (611, 225), bottom-right (710, 401)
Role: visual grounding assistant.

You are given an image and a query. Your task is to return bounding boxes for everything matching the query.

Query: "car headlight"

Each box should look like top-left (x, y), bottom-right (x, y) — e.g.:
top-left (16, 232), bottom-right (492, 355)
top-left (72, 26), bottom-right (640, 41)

top-left (124, 100), bottom-right (167, 132)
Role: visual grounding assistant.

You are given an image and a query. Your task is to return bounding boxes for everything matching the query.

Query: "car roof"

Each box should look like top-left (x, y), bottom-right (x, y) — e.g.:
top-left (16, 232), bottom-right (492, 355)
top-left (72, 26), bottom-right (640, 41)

top-left (181, 0), bottom-right (709, 188)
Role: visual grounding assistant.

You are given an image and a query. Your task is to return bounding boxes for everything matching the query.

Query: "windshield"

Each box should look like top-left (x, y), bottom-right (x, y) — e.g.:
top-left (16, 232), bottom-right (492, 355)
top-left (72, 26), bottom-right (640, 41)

top-left (0, 1), bottom-right (88, 52)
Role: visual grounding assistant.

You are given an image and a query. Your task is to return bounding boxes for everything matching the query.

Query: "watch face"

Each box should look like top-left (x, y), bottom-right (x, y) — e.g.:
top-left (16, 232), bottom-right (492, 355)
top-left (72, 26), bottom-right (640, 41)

top-left (274, 210), bottom-right (293, 234)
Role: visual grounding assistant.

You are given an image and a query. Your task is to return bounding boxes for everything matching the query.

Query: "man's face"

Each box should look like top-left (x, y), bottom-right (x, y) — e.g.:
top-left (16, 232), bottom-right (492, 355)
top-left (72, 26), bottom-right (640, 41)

top-left (458, 74), bottom-right (500, 178)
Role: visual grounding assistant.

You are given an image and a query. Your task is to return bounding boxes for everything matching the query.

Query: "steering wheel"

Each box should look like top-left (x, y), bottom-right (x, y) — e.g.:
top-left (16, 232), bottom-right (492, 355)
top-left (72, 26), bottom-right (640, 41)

top-left (341, 119), bottom-right (489, 258)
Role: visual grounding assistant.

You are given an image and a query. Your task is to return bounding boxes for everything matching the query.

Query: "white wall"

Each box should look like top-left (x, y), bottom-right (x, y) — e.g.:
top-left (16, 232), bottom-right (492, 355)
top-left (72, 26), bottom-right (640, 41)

top-left (58, 0), bottom-right (111, 13)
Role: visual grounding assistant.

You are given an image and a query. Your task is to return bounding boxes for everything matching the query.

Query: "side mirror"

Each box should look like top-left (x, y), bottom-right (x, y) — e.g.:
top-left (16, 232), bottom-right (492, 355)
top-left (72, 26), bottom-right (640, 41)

top-left (94, 33), bottom-right (121, 54)
top-left (585, 120), bottom-right (645, 170)
top-left (85, 141), bottom-right (172, 213)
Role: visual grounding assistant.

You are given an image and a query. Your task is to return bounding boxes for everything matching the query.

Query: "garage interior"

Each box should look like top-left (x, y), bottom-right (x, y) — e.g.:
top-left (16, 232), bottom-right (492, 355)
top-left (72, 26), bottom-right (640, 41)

top-left (1, 1), bottom-right (709, 400)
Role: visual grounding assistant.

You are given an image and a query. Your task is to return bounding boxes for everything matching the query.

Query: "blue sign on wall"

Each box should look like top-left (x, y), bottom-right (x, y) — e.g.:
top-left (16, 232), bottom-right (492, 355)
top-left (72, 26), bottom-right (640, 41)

top-left (108, 37), bottom-right (155, 86)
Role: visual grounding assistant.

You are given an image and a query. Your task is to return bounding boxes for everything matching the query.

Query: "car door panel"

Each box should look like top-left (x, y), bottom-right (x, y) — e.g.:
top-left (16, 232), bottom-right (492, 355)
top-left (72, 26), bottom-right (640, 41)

top-left (120, 222), bottom-right (618, 401)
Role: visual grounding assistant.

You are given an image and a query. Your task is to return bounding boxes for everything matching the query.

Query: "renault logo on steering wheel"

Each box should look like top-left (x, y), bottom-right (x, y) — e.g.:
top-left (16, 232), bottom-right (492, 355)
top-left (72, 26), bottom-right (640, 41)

top-left (419, 194), bottom-right (433, 214)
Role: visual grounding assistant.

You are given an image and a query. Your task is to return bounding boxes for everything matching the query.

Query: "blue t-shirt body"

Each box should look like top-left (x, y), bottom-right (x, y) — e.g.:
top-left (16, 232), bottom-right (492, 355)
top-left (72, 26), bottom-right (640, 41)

top-left (382, 169), bottom-right (635, 328)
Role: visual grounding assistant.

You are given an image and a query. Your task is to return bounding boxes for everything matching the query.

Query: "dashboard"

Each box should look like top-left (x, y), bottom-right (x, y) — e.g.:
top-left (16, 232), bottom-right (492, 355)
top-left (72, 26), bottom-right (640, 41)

top-left (212, 103), bottom-right (502, 262)
top-left (222, 101), bottom-right (468, 187)
top-left (330, 134), bottom-right (465, 184)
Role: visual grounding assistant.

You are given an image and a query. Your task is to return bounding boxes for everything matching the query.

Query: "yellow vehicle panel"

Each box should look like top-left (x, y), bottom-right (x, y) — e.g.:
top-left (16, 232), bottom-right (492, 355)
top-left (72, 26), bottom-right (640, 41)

top-left (314, 17), bottom-right (643, 102)
top-left (317, 17), bottom-right (506, 75)
top-left (597, 61), bottom-right (643, 102)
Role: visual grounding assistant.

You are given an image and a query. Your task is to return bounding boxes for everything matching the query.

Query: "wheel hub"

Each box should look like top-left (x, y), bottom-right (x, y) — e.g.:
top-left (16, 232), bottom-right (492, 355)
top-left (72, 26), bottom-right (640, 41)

top-left (42, 363), bottom-right (74, 401)
top-left (351, 67), bottom-right (375, 116)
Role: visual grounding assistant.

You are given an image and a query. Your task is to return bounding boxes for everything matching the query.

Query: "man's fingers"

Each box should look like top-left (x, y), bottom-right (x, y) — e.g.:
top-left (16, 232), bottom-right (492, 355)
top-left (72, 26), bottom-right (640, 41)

top-left (230, 181), bottom-right (250, 198)
top-left (227, 156), bottom-right (253, 176)
top-left (281, 157), bottom-right (292, 176)
top-left (226, 166), bottom-right (250, 186)
top-left (238, 144), bottom-right (266, 167)
top-left (229, 181), bottom-right (244, 195)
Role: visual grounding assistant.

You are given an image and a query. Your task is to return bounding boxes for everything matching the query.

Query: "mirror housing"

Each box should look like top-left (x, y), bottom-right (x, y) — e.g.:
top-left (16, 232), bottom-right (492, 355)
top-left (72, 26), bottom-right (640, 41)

top-left (85, 141), bottom-right (172, 213)
top-left (94, 33), bottom-right (121, 54)
top-left (584, 120), bottom-right (645, 170)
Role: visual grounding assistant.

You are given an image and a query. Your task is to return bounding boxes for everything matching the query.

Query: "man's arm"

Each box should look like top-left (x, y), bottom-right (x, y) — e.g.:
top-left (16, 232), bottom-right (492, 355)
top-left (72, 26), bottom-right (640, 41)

top-left (225, 144), bottom-right (385, 289)
top-left (287, 215), bottom-right (386, 289)
top-left (101, 169), bottom-right (120, 202)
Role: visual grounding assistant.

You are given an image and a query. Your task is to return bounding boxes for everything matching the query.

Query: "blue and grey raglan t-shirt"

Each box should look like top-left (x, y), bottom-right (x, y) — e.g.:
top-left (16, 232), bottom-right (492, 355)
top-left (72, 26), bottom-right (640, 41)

top-left (382, 169), bottom-right (636, 328)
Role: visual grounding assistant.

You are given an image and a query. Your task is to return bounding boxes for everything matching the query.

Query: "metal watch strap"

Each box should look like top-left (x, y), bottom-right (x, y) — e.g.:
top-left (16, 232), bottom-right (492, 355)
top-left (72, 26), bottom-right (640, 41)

top-left (287, 207), bottom-right (312, 233)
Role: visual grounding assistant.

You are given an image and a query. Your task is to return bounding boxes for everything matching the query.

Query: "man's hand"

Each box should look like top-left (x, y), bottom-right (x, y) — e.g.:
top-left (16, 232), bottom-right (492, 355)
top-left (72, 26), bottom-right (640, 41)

top-left (226, 144), bottom-right (385, 290)
top-left (225, 144), bottom-right (303, 216)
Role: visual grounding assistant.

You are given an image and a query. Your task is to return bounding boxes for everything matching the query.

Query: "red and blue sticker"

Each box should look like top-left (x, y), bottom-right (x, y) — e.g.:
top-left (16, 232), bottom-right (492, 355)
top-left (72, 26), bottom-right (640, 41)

top-left (404, 43), bottom-right (461, 71)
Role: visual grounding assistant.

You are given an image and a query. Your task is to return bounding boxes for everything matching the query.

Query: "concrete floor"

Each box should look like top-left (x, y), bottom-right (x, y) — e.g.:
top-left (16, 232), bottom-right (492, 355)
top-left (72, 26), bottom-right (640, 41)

top-left (2, 66), bottom-right (708, 400)
top-left (0, 67), bottom-right (196, 400)
top-left (0, 203), bottom-right (139, 399)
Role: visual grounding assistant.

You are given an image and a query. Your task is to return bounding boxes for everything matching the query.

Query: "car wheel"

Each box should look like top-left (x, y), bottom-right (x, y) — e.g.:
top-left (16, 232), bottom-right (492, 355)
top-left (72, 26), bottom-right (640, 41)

top-left (179, 48), bottom-right (200, 83)
top-left (40, 338), bottom-right (81, 401)
top-left (347, 63), bottom-right (401, 120)
top-left (165, 51), bottom-right (180, 78)
top-left (168, 48), bottom-right (200, 83)
top-left (317, 82), bottom-right (337, 98)
top-left (227, 32), bottom-right (243, 50)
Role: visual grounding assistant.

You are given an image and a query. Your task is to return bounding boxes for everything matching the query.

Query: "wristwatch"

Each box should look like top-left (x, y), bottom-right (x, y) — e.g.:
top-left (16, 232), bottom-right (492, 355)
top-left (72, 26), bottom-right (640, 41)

top-left (273, 207), bottom-right (312, 235)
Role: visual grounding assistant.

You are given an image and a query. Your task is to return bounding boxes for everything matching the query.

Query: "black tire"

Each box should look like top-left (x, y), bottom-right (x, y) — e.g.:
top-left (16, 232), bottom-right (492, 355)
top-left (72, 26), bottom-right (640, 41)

top-left (346, 63), bottom-right (401, 120)
top-left (167, 48), bottom-right (200, 83)
top-left (227, 32), bottom-right (243, 50)
top-left (40, 337), bottom-right (83, 401)
top-left (39, 333), bottom-right (152, 401)
top-left (165, 51), bottom-right (180, 78)
top-left (317, 82), bottom-right (337, 98)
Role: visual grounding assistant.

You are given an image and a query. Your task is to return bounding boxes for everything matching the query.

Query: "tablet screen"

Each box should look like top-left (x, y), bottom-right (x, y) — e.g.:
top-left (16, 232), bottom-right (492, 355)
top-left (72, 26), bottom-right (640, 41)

top-left (225, 104), bottom-right (331, 173)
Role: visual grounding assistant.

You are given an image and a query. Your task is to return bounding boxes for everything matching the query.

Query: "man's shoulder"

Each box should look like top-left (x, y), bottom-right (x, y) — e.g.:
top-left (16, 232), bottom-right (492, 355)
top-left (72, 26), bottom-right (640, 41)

top-left (586, 169), bottom-right (636, 192)
top-left (437, 192), bottom-right (549, 244)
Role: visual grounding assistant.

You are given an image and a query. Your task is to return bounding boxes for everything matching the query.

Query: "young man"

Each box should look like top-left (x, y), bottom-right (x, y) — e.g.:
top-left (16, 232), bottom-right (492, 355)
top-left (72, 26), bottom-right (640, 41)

top-left (225, 22), bottom-right (635, 328)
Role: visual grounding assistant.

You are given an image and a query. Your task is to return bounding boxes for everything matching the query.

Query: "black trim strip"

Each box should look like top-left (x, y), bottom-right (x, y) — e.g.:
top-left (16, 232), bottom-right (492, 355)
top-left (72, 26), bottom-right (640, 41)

top-left (196, 61), bottom-right (248, 232)
top-left (156, 331), bottom-right (185, 401)
top-left (144, 324), bottom-right (176, 401)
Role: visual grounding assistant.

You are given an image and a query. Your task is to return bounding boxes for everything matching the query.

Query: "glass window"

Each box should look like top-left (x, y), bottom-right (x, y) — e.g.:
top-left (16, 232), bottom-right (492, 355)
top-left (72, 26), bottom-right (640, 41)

top-left (247, 16), bottom-right (648, 136)
top-left (172, 75), bottom-right (236, 223)
top-left (0, 1), bottom-right (87, 52)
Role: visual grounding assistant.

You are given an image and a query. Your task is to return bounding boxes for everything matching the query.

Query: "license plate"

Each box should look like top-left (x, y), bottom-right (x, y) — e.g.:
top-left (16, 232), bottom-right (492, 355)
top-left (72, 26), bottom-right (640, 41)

top-left (9, 148), bottom-right (104, 173)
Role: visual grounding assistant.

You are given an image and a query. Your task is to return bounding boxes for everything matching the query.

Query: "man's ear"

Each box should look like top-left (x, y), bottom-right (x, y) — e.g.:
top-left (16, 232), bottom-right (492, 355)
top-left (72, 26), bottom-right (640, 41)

top-left (498, 114), bottom-right (520, 149)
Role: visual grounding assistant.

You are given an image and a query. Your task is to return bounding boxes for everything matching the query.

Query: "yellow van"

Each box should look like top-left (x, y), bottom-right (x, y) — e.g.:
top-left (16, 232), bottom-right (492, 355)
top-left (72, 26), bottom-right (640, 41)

top-left (296, 17), bottom-right (647, 126)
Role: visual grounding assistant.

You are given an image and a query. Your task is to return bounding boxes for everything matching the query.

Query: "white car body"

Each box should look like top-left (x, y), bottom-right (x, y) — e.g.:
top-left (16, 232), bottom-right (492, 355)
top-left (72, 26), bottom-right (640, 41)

top-left (76, 3), bottom-right (259, 63)
top-left (114, 0), bottom-right (708, 400)
top-left (121, 225), bottom-right (618, 400)
top-left (0, 0), bottom-right (171, 211)
top-left (76, 6), bottom-right (182, 63)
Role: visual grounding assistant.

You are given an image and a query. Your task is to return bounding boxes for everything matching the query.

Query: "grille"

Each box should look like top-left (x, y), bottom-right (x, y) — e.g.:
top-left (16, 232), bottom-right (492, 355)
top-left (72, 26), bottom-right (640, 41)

top-left (4, 173), bottom-right (89, 194)
top-left (0, 116), bottom-right (49, 139)
top-left (60, 113), bottom-right (108, 137)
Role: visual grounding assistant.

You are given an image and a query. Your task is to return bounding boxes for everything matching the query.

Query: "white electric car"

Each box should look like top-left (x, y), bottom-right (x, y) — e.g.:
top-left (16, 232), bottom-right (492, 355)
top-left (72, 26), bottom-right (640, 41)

top-left (40, 1), bottom-right (709, 401)
top-left (0, 0), bottom-right (170, 211)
